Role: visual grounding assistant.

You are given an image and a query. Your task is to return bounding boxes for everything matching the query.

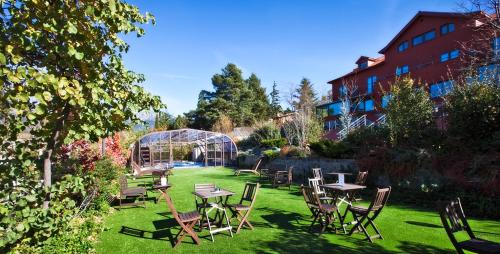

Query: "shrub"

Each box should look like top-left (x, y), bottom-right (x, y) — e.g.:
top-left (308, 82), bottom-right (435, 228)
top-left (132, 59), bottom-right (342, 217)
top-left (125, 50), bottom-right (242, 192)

top-left (262, 149), bottom-right (280, 160)
top-left (260, 138), bottom-right (287, 148)
top-left (343, 125), bottom-right (389, 150)
top-left (446, 79), bottom-right (500, 147)
top-left (384, 77), bottom-right (434, 146)
top-left (310, 140), bottom-right (353, 159)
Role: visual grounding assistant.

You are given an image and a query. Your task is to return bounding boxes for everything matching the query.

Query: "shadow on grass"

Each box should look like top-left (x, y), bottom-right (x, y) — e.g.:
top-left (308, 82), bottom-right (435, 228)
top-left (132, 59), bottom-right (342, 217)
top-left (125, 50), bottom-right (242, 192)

top-left (397, 241), bottom-right (454, 254)
top-left (405, 221), bottom-right (442, 228)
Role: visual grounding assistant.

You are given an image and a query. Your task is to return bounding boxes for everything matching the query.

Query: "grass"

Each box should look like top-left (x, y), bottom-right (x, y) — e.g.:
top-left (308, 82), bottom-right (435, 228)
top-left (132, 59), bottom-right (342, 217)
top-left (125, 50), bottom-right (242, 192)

top-left (95, 167), bottom-right (500, 254)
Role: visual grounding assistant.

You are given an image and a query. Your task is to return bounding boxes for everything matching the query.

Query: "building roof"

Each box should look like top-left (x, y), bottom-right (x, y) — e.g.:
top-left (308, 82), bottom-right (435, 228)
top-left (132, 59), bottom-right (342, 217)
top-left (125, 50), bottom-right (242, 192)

top-left (378, 11), bottom-right (481, 54)
top-left (328, 56), bottom-right (385, 84)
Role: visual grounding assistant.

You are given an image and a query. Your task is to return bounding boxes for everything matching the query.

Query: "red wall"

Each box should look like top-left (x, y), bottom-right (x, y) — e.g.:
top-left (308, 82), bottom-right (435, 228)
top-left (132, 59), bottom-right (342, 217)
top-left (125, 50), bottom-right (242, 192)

top-left (325, 13), bottom-right (491, 123)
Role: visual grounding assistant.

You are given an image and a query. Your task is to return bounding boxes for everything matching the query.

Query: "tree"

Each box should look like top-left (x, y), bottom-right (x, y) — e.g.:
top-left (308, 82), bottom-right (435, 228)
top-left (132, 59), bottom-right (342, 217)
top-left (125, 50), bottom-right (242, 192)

top-left (282, 110), bottom-right (323, 149)
top-left (384, 77), bottom-right (434, 145)
top-left (293, 78), bottom-right (318, 113)
top-left (154, 111), bottom-right (172, 130)
top-left (338, 79), bottom-right (362, 134)
top-left (0, 0), bottom-right (164, 207)
top-left (172, 115), bottom-right (188, 129)
top-left (270, 81), bottom-right (282, 117)
top-left (246, 73), bottom-right (272, 121)
top-left (189, 63), bottom-right (272, 128)
top-left (212, 114), bottom-right (234, 134)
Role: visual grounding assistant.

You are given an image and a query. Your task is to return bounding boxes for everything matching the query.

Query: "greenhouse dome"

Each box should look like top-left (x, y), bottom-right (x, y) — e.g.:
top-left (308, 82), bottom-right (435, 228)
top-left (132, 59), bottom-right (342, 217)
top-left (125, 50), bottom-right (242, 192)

top-left (131, 128), bottom-right (238, 168)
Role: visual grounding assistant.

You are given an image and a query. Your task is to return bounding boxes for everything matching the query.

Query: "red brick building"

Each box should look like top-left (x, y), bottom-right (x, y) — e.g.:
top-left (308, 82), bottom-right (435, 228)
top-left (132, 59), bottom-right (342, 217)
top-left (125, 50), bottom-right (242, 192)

top-left (317, 11), bottom-right (499, 138)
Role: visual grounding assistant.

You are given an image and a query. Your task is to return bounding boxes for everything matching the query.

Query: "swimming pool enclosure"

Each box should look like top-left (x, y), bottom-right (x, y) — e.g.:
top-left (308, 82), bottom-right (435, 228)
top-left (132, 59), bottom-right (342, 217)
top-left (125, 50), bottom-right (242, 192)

top-left (131, 128), bottom-right (238, 168)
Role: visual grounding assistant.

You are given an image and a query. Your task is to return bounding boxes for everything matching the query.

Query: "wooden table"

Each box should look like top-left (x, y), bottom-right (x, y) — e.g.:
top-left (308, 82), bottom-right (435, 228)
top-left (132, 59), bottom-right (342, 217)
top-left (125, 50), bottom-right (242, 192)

top-left (320, 183), bottom-right (366, 233)
top-left (193, 188), bottom-right (234, 241)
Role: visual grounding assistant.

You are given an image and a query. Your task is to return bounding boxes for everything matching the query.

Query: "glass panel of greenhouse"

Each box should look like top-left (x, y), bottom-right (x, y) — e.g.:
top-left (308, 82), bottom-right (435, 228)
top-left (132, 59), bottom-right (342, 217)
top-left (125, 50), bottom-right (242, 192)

top-left (131, 128), bottom-right (238, 168)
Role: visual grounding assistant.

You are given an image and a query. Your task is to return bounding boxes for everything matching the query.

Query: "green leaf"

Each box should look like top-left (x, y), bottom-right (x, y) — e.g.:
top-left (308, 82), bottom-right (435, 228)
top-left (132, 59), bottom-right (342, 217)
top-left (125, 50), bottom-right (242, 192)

top-left (67, 22), bottom-right (77, 34)
top-left (75, 52), bottom-right (84, 60)
top-left (0, 52), bottom-right (6, 65)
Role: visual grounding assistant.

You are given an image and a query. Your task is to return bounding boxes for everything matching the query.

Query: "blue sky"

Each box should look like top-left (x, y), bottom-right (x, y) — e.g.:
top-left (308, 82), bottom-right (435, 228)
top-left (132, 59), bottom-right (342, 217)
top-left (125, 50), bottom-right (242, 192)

top-left (123, 0), bottom-right (459, 116)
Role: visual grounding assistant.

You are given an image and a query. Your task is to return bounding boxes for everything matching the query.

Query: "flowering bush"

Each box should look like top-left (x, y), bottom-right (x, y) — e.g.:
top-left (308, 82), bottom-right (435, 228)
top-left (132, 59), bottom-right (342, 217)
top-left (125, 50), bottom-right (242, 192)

top-left (55, 140), bottom-right (101, 176)
top-left (105, 133), bottom-right (127, 167)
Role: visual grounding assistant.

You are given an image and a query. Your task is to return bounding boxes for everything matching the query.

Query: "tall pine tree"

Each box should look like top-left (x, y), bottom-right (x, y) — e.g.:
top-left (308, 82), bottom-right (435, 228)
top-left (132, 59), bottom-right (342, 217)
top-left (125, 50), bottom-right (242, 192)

top-left (293, 78), bottom-right (318, 113)
top-left (270, 81), bottom-right (282, 117)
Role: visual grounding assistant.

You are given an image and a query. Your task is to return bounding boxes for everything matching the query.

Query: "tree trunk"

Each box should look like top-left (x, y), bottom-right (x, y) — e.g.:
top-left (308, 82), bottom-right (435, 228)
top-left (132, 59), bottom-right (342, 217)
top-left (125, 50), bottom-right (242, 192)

top-left (42, 150), bottom-right (52, 209)
top-left (42, 107), bottom-right (70, 209)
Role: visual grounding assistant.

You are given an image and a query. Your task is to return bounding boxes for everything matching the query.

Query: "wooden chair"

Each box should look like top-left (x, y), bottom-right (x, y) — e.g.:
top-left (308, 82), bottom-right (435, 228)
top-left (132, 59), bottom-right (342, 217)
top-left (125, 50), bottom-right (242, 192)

top-left (194, 183), bottom-right (216, 213)
top-left (348, 187), bottom-right (391, 242)
top-left (311, 168), bottom-right (324, 184)
top-left (300, 185), bottom-right (337, 234)
top-left (235, 158), bottom-right (263, 176)
top-left (352, 171), bottom-right (368, 201)
top-left (160, 190), bottom-right (202, 248)
top-left (308, 178), bottom-right (333, 203)
top-left (439, 198), bottom-right (500, 254)
top-left (273, 166), bottom-right (293, 190)
top-left (118, 175), bottom-right (147, 209)
top-left (226, 182), bottom-right (260, 233)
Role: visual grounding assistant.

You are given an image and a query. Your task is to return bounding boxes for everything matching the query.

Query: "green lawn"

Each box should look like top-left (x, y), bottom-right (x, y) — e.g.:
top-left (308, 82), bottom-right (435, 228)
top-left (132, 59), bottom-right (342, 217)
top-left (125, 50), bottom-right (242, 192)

top-left (95, 167), bottom-right (500, 254)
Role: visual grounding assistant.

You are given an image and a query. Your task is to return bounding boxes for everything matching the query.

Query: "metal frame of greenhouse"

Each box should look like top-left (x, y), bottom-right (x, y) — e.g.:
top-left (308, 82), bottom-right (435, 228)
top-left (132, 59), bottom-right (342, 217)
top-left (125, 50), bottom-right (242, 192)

top-left (131, 128), bottom-right (238, 168)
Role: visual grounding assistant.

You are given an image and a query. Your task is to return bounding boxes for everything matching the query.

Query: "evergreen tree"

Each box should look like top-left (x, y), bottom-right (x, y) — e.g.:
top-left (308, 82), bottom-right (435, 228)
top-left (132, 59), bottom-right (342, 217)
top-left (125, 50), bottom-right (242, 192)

top-left (246, 73), bottom-right (272, 122)
top-left (270, 81), bottom-right (282, 116)
top-left (293, 78), bottom-right (318, 113)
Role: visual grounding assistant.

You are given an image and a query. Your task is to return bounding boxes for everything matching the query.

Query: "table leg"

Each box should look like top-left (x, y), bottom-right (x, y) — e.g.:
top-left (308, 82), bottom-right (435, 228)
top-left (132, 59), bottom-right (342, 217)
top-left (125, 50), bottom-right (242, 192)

top-left (199, 198), bottom-right (209, 231)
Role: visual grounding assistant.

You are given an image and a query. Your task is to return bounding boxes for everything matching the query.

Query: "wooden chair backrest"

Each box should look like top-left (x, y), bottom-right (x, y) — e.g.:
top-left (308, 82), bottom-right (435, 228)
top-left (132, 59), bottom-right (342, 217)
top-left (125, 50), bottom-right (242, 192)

top-left (368, 187), bottom-right (391, 213)
top-left (287, 166), bottom-right (293, 183)
top-left (119, 175), bottom-right (128, 192)
top-left (355, 171), bottom-right (368, 185)
top-left (311, 168), bottom-right (324, 183)
top-left (308, 178), bottom-right (323, 195)
top-left (194, 183), bottom-right (215, 192)
top-left (252, 158), bottom-right (262, 171)
top-left (162, 191), bottom-right (182, 224)
top-left (439, 198), bottom-right (475, 239)
top-left (301, 185), bottom-right (320, 208)
top-left (240, 182), bottom-right (260, 207)
top-left (131, 161), bottom-right (141, 176)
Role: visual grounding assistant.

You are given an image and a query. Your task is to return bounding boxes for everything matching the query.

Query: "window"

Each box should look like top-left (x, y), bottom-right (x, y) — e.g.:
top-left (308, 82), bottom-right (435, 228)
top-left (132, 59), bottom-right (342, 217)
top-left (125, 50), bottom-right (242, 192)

top-left (478, 64), bottom-right (500, 82)
top-left (440, 50), bottom-right (460, 62)
top-left (493, 37), bottom-right (500, 57)
top-left (364, 99), bottom-right (374, 111)
top-left (358, 62), bottom-right (368, 69)
top-left (398, 41), bottom-right (409, 52)
top-left (382, 94), bottom-right (391, 108)
top-left (367, 76), bottom-right (377, 94)
top-left (413, 30), bottom-right (436, 46)
top-left (430, 80), bottom-right (454, 98)
top-left (450, 49), bottom-right (459, 59)
top-left (396, 65), bottom-right (409, 76)
top-left (440, 23), bottom-right (455, 35)
top-left (339, 85), bottom-right (347, 97)
top-left (328, 102), bottom-right (342, 116)
top-left (440, 53), bottom-right (449, 62)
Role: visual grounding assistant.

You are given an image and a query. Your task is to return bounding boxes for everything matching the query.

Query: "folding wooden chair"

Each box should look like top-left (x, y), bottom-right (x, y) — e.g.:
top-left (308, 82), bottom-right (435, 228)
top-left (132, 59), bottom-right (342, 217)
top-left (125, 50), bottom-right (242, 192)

top-left (348, 187), bottom-right (391, 242)
top-left (311, 168), bottom-right (324, 184)
top-left (161, 190), bottom-right (202, 248)
top-left (273, 166), bottom-right (293, 190)
top-left (118, 175), bottom-right (147, 209)
top-left (439, 198), bottom-right (500, 254)
top-left (226, 182), bottom-right (260, 233)
top-left (235, 158), bottom-right (263, 176)
top-left (352, 171), bottom-right (368, 201)
top-left (308, 178), bottom-right (333, 203)
top-left (300, 185), bottom-right (337, 235)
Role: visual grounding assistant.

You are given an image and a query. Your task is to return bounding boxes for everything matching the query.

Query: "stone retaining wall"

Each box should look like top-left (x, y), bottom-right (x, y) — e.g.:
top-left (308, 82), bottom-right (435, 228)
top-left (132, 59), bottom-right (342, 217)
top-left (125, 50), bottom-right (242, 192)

top-left (239, 155), bottom-right (358, 184)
